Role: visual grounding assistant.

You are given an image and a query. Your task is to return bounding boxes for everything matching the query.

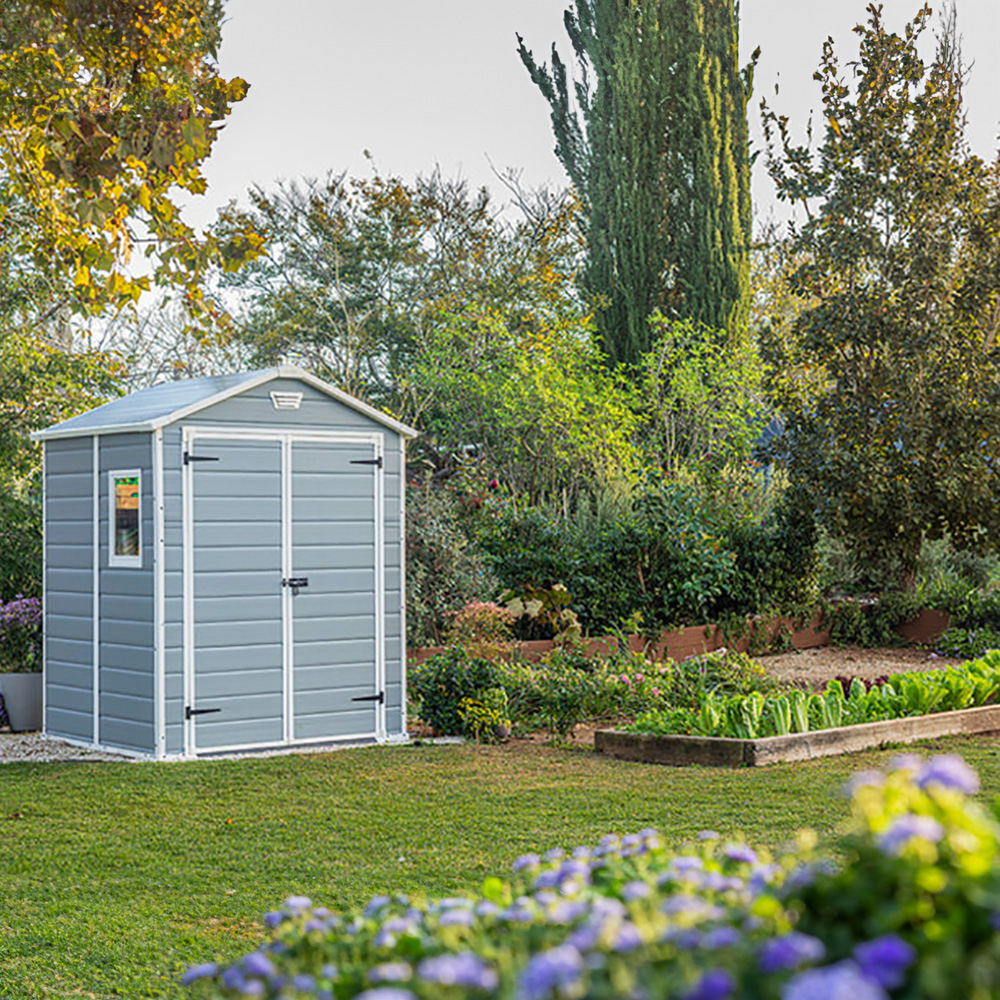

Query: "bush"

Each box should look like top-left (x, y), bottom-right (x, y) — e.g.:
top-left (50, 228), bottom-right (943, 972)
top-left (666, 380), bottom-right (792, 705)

top-left (937, 627), bottom-right (1000, 661)
top-left (181, 754), bottom-right (1000, 1000)
top-left (407, 648), bottom-right (500, 736)
top-left (0, 595), bottom-right (42, 671)
top-left (406, 483), bottom-right (499, 647)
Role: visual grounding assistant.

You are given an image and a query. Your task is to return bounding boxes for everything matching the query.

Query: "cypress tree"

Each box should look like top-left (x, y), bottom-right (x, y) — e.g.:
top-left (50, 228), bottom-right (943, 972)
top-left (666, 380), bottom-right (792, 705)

top-left (518, 0), bottom-right (756, 367)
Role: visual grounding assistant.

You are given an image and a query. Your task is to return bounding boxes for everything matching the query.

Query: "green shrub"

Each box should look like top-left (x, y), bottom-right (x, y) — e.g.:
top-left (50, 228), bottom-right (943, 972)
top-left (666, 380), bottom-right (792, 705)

top-left (407, 648), bottom-right (500, 736)
top-left (937, 626), bottom-right (1000, 660)
top-left (405, 483), bottom-right (499, 647)
top-left (827, 591), bottom-right (920, 648)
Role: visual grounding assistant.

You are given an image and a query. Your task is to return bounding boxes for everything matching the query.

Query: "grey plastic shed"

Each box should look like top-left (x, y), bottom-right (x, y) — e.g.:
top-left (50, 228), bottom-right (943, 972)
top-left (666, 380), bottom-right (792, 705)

top-left (32, 366), bottom-right (417, 758)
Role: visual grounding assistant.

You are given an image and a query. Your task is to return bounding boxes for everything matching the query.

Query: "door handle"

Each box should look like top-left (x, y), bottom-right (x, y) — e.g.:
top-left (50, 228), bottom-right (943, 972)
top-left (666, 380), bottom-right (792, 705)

top-left (283, 577), bottom-right (309, 596)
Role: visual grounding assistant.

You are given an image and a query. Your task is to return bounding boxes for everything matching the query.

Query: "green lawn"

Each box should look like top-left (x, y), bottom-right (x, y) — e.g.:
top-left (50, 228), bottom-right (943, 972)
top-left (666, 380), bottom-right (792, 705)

top-left (2, 736), bottom-right (1000, 999)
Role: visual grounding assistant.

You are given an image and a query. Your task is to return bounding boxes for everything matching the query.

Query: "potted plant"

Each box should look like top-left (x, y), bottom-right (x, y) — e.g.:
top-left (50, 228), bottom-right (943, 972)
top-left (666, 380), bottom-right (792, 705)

top-left (0, 595), bottom-right (43, 732)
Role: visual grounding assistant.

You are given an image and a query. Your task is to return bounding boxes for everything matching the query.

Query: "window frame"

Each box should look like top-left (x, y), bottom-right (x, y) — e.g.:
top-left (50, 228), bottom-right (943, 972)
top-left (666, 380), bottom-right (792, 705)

top-left (108, 468), bottom-right (143, 568)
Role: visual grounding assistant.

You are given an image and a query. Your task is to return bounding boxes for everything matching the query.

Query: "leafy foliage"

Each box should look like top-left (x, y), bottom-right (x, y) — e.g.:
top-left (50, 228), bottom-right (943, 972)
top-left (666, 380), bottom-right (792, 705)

top-left (761, 4), bottom-right (1000, 590)
top-left (0, 0), bottom-right (260, 323)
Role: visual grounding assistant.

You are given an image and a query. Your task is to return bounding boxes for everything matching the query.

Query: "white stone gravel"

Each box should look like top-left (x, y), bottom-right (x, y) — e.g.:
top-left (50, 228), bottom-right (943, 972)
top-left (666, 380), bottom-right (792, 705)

top-left (0, 732), bottom-right (132, 763)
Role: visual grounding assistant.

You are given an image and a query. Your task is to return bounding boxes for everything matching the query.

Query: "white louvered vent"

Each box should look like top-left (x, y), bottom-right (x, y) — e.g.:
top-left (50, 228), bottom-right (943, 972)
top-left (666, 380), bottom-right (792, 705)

top-left (270, 391), bottom-right (303, 410)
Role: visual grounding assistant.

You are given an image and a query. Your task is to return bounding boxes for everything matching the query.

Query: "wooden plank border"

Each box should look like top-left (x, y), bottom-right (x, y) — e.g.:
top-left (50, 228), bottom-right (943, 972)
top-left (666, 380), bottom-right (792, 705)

top-left (595, 704), bottom-right (1000, 768)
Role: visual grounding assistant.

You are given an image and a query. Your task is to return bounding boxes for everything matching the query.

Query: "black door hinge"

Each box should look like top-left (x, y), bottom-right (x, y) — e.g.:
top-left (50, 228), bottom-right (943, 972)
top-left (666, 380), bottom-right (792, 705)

top-left (186, 706), bottom-right (222, 719)
top-left (184, 451), bottom-right (220, 466)
top-left (283, 577), bottom-right (309, 595)
top-left (352, 691), bottom-right (385, 705)
top-left (350, 456), bottom-right (383, 469)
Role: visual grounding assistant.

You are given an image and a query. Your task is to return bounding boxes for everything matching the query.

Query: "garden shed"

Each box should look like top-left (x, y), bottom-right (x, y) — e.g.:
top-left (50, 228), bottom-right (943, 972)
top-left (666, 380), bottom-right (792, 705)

top-left (32, 366), bottom-right (417, 758)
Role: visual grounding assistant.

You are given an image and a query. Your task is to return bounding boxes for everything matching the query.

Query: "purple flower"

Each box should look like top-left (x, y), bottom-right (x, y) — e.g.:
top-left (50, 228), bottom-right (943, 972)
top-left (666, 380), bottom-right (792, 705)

top-left (284, 895), bottom-right (312, 910)
top-left (322, 964), bottom-right (337, 979)
top-left (847, 770), bottom-right (885, 794)
top-left (221, 967), bottom-right (246, 991)
top-left (534, 870), bottom-right (560, 890)
top-left (519, 944), bottom-right (585, 1000)
top-left (891, 754), bottom-right (924, 772)
top-left (702, 926), bottom-right (741, 950)
top-left (243, 952), bottom-right (276, 979)
top-left (686, 968), bottom-right (734, 1000)
top-left (783, 960), bottom-right (888, 1000)
top-left (698, 830), bottom-right (721, 841)
top-left (475, 900), bottom-right (497, 917)
top-left (364, 895), bottom-right (392, 916)
top-left (723, 844), bottom-right (758, 865)
top-left (264, 911), bottom-right (284, 928)
top-left (370, 962), bottom-right (412, 984)
top-left (663, 927), bottom-right (702, 949)
top-left (916, 755), bottom-right (980, 795)
top-left (853, 935), bottom-right (917, 989)
top-left (354, 990), bottom-right (418, 1000)
top-left (513, 853), bottom-right (541, 872)
top-left (622, 880), bottom-right (652, 901)
top-left (760, 932), bottom-right (826, 973)
top-left (293, 974), bottom-right (317, 992)
top-left (499, 904), bottom-right (535, 923)
top-left (612, 921), bottom-right (643, 952)
top-left (878, 814), bottom-right (945, 854)
top-left (242, 983), bottom-right (265, 998)
top-left (439, 909), bottom-right (474, 928)
top-left (548, 901), bottom-right (588, 924)
top-left (180, 963), bottom-right (218, 985)
top-left (417, 953), bottom-right (498, 990)
top-left (672, 856), bottom-right (706, 872)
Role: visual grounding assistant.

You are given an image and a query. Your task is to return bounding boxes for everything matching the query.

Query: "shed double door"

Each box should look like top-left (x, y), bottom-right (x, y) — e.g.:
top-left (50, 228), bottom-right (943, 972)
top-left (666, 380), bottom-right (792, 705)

top-left (185, 434), bottom-right (383, 753)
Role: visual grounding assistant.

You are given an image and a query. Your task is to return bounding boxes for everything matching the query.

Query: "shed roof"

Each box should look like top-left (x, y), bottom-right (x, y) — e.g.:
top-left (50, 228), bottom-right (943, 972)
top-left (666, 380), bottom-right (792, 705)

top-left (31, 365), bottom-right (419, 441)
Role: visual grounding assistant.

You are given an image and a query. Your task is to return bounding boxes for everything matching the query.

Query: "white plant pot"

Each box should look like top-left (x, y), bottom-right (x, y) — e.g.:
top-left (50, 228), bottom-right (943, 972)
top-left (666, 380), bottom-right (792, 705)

top-left (0, 673), bottom-right (43, 732)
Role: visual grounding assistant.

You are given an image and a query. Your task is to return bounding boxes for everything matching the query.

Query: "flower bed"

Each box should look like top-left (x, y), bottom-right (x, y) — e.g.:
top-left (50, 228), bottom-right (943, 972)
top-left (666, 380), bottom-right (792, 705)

top-left (180, 754), bottom-right (1000, 999)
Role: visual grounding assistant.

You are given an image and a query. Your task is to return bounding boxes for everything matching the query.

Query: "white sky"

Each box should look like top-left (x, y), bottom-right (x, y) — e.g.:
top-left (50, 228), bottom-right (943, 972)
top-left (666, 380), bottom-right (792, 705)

top-left (183, 0), bottom-right (1000, 231)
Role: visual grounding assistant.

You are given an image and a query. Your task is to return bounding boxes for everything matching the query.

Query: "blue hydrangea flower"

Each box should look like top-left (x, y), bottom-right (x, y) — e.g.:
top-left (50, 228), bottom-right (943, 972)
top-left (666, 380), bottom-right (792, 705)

top-left (513, 853), bottom-right (541, 872)
top-left (417, 953), bottom-right (498, 990)
top-left (698, 830), bottom-right (721, 841)
top-left (439, 909), bottom-right (475, 928)
top-left (759, 932), bottom-right (826, 973)
top-left (519, 944), bottom-right (585, 1000)
top-left (702, 926), bottom-right (741, 950)
top-left (180, 963), bottom-right (218, 986)
top-left (783, 960), bottom-right (888, 1000)
top-left (364, 895), bottom-right (392, 917)
top-left (370, 962), bottom-right (413, 984)
top-left (292, 973), bottom-right (317, 992)
top-left (243, 952), bottom-right (276, 979)
top-left (622, 880), bottom-right (652, 901)
top-left (220, 967), bottom-right (245, 991)
top-left (847, 770), bottom-right (886, 794)
top-left (264, 911), bottom-right (284, 928)
top-left (612, 921), bottom-right (643, 952)
top-left (354, 989), bottom-right (418, 1000)
top-left (916, 755), bottom-right (981, 795)
top-left (686, 968), bottom-right (734, 1000)
top-left (878, 814), bottom-right (945, 854)
top-left (853, 934), bottom-right (917, 989)
top-left (475, 901), bottom-right (499, 917)
top-left (723, 843), bottom-right (758, 865)
top-left (284, 895), bottom-right (312, 910)
top-left (548, 901), bottom-right (588, 925)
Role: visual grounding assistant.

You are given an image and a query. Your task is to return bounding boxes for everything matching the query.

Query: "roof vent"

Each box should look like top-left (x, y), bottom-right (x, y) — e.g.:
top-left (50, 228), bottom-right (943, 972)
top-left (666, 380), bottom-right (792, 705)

top-left (270, 391), bottom-right (303, 410)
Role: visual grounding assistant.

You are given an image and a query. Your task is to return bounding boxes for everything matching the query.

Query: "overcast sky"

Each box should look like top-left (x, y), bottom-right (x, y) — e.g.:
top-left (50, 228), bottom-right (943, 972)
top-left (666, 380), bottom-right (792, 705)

top-left (183, 0), bottom-right (1000, 231)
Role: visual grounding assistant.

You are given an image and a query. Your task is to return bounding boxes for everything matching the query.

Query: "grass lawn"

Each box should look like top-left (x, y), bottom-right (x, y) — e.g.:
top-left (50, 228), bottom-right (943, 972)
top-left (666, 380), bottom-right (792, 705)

top-left (2, 736), bottom-right (1000, 999)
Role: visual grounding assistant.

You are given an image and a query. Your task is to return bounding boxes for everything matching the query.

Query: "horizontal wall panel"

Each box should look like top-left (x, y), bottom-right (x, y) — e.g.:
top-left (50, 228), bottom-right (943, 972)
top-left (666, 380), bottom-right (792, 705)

top-left (294, 617), bottom-right (375, 644)
top-left (194, 718), bottom-right (284, 751)
top-left (101, 692), bottom-right (154, 725)
top-left (294, 709), bottom-right (375, 742)
top-left (47, 706), bottom-right (93, 741)
top-left (195, 644), bottom-right (282, 672)
top-left (294, 663), bottom-right (376, 692)
top-left (46, 614), bottom-right (92, 642)
top-left (101, 666), bottom-right (154, 699)
top-left (100, 717), bottom-right (154, 753)
top-left (198, 667), bottom-right (283, 699)
top-left (47, 524), bottom-right (93, 548)
top-left (194, 573), bottom-right (283, 600)
top-left (98, 643), bottom-right (153, 671)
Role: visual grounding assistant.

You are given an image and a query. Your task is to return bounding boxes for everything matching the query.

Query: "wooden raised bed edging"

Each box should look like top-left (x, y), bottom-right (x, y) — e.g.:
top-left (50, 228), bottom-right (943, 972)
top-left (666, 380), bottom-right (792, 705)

top-left (594, 704), bottom-right (1000, 768)
top-left (406, 608), bottom-right (951, 665)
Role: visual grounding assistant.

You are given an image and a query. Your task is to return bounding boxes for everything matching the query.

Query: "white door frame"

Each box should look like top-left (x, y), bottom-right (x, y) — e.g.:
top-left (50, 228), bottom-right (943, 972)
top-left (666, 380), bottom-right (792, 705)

top-left (181, 425), bottom-right (386, 756)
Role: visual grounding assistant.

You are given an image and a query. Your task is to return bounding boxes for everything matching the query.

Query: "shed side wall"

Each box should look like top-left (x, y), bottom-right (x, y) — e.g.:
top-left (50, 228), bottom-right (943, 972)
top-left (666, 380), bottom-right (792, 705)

top-left (44, 438), bottom-right (94, 741)
top-left (99, 434), bottom-right (155, 753)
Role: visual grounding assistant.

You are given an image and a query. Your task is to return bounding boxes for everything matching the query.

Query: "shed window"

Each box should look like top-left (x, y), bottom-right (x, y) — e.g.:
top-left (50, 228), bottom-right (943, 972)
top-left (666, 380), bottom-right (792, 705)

top-left (109, 471), bottom-right (141, 567)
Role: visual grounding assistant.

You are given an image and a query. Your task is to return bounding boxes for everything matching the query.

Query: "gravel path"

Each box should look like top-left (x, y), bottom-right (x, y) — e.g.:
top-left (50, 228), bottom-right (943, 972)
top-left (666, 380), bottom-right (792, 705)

top-left (759, 645), bottom-right (962, 688)
top-left (0, 732), bottom-right (132, 763)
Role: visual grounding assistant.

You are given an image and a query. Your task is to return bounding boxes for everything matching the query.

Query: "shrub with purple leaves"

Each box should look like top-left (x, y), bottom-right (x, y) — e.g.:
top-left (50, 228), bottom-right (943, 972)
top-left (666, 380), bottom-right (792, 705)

top-left (181, 755), bottom-right (1000, 1000)
top-left (0, 595), bottom-right (42, 672)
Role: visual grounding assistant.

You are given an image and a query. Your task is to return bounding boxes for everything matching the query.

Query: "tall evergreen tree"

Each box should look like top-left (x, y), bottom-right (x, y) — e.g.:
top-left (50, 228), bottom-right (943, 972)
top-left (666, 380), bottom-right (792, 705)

top-left (518, 0), bottom-right (756, 367)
